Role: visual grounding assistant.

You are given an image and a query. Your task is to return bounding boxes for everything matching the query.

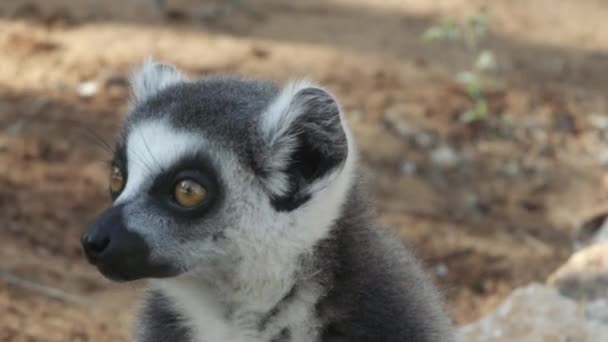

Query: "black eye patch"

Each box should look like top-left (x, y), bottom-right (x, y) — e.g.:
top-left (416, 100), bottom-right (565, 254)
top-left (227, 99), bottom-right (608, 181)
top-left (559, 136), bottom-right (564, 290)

top-left (147, 152), bottom-right (223, 219)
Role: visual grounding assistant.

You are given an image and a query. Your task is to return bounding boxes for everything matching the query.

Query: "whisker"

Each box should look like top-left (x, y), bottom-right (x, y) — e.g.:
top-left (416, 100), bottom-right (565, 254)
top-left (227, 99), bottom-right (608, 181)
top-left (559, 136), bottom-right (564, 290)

top-left (129, 130), bottom-right (158, 176)
top-left (92, 159), bottom-right (113, 168)
top-left (140, 130), bottom-right (165, 174)
top-left (131, 153), bottom-right (155, 175)
top-left (82, 126), bottom-right (114, 154)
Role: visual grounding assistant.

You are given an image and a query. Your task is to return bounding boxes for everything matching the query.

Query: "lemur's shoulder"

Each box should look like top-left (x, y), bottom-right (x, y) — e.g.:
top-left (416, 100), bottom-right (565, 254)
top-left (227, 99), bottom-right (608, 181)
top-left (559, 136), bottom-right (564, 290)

top-left (314, 181), bottom-right (454, 341)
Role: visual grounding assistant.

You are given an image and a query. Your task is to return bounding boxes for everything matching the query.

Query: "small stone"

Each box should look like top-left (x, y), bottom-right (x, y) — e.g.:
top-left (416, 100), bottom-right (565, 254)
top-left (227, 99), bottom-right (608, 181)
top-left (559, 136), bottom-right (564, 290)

top-left (400, 161), bottom-right (417, 175)
top-left (598, 150), bottom-right (608, 167)
top-left (435, 263), bottom-right (448, 277)
top-left (430, 145), bottom-right (459, 168)
top-left (500, 161), bottom-right (520, 176)
top-left (77, 81), bottom-right (99, 98)
top-left (589, 114), bottom-right (608, 130)
top-left (414, 131), bottom-right (435, 148)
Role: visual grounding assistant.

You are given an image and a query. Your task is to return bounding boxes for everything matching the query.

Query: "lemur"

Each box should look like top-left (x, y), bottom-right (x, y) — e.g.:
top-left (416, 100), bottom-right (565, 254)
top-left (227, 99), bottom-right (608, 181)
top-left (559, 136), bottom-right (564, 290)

top-left (81, 59), bottom-right (454, 342)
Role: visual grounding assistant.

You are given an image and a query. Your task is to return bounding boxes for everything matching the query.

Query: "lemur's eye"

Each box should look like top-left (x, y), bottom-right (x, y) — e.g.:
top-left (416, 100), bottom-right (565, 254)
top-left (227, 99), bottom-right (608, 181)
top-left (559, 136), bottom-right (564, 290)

top-left (174, 179), bottom-right (207, 208)
top-left (109, 166), bottom-right (125, 194)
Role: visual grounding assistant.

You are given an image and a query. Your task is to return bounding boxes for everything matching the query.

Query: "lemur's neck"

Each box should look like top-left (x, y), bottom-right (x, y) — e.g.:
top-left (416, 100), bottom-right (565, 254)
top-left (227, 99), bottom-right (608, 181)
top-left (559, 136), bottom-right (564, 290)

top-left (151, 209), bottom-right (347, 342)
top-left (155, 216), bottom-right (331, 314)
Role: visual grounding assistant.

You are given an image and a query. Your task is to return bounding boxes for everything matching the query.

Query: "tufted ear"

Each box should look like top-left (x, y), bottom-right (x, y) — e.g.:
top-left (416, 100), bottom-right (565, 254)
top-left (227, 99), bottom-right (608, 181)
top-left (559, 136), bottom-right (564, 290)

top-left (130, 58), bottom-right (186, 103)
top-left (258, 81), bottom-right (349, 211)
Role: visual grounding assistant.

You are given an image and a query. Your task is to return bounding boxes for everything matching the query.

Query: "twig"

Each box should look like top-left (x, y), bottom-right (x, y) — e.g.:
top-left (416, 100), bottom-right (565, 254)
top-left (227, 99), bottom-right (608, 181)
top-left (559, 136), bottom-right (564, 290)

top-left (0, 269), bottom-right (100, 309)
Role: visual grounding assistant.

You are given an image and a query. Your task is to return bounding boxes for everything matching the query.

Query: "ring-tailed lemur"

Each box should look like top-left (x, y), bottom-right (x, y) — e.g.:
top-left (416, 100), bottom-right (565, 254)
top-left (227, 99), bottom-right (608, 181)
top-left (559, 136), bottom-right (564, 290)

top-left (81, 59), bottom-right (454, 341)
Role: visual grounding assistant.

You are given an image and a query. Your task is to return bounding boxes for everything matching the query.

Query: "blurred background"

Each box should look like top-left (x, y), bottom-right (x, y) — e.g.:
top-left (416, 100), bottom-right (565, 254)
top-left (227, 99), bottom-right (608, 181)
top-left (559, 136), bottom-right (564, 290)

top-left (1, 0), bottom-right (608, 340)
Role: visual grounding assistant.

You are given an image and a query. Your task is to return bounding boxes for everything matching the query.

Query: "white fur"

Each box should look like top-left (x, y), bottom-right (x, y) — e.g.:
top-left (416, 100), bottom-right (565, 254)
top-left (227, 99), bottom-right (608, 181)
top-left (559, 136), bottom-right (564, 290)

top-left (258, 80), bottom-right (313, 196)
top-left (115, 120), bottom-right (202, 209)
top-left (130, 58), bottom-right (186, 103)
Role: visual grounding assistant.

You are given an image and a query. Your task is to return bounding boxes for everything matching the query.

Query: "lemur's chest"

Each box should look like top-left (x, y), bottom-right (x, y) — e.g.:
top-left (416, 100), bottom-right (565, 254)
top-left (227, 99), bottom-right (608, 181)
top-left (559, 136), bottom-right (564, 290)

top-left (161, 282), bottom-right (322, 342)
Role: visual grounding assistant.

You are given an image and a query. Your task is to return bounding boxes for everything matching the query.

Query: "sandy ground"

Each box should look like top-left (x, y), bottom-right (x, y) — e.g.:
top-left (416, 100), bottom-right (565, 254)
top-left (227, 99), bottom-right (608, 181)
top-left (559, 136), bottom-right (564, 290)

top-left (1, 0), bottom-right (608, 340)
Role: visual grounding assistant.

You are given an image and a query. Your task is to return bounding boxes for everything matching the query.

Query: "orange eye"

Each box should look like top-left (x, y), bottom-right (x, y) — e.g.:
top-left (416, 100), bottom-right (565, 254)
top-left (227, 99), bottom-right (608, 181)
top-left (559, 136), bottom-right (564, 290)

top-left (174, 179), bottom-right (207, 208)
top-left (109, 166), bottom-right (124, 194)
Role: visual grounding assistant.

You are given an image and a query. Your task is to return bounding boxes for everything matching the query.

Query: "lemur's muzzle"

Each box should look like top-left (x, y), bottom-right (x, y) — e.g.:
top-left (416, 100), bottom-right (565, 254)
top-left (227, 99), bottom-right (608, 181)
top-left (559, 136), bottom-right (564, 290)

top-left (81, 205), bottom-right (176, 281)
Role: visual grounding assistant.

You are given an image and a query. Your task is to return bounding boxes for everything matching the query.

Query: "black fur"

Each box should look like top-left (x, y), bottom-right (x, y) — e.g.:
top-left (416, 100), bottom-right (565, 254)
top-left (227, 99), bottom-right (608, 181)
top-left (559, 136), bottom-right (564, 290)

top-left (313, 180), bottom-right (453, 341)
top-left (135, 291), bottom-right (191, 342)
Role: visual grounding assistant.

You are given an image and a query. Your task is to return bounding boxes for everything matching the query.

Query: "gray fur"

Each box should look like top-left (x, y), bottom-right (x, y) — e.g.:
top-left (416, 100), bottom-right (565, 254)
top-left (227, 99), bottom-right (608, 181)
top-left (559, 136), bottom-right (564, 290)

top-left (104, 61), bottom-right (454, 341)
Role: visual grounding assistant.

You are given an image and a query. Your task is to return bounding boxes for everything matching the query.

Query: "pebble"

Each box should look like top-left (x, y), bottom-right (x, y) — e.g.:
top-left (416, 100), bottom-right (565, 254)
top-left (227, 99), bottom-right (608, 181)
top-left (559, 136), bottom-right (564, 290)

top-left (430, 145), bottom-right (459, 168)
top-left (499, 161), bottom-right (520, 176)
top-left (597, 149), bottom-right (608, 167)
top-left (414, 131), bottom-right (435, 148)
top-left (435, 263), bottom-right (448, 277)
top-left (589, 114), bottom-right (608, 130)
top-left (400, 161), bottom-right (417, 175)
top-left (76, 81), bottom-right (99, 98)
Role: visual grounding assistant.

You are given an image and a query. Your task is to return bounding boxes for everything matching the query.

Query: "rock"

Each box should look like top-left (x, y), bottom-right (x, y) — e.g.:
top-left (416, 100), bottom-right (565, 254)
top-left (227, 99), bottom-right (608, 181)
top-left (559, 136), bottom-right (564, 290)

top-left (414, 131), bottom-right (435, 148)
top-left (462, 192), bottom-right (490, 215)
top-left (430, 145), bottom-right (459, 168)
top-left (76, 81), bottom-right (99, 98)
top-left (598, 149), bottom-right (608, 168)
top-left (400, 161), bottom-right (417, 175)
top-left (499, 161), bottom-right (521, 177)
top-left (458, 284), bottom-right (608, 341)
top-left (589, 114), bottom-right (608, 131)
top-left (587, 299), bottom-right (608, 324)
top-left (547, 243), bottom-right (608, 301)
top-left (434, 263), bottom-right (448, 278)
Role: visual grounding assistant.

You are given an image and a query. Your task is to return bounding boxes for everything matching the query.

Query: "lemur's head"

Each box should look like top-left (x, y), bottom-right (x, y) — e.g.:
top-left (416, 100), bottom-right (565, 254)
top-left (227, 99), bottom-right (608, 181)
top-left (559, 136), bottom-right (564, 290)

top-left (81, 60), bottom-right (356, 282)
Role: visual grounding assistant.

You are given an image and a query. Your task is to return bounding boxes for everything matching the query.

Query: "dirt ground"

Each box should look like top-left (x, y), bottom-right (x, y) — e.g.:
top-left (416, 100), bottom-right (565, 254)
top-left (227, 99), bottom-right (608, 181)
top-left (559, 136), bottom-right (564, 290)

top-left (1, 0), bottom-right (608, 340)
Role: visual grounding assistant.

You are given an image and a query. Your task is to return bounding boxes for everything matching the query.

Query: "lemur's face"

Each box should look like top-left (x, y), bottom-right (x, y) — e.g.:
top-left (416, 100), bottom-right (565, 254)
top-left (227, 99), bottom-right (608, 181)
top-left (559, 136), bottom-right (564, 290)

top-left (81, 60), bottom-right (353, 282)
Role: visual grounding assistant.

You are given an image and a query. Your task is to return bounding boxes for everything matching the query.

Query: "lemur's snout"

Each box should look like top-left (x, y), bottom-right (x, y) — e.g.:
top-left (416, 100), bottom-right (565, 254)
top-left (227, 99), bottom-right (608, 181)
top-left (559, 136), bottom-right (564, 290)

top-left (81, 205), bottom-right (125, 266)
top-left (81, 205), bottom-right (177, 282)
top-left (81, 232), bottom-right (110, 261)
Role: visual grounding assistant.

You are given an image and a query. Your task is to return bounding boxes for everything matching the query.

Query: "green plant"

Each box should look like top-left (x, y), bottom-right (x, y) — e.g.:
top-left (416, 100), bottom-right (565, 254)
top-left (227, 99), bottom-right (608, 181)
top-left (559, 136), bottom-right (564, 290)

top-left (423, 12), bottom-right (501, 123)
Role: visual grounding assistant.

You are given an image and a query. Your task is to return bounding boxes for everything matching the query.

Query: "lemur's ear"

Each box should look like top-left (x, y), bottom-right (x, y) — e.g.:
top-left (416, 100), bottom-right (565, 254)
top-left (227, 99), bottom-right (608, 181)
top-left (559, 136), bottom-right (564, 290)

top-left (130, 58), bottom-right (185, 103)
top-left (258, 81), bottom-right (348, 211)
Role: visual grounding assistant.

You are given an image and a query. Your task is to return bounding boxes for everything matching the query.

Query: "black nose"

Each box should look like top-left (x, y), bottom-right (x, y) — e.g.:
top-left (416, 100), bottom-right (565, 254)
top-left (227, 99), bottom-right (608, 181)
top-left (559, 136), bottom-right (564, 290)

top-left (81, 232), bottom-right (110, 263)
top-left (80, 205), bottom-right (125, 265)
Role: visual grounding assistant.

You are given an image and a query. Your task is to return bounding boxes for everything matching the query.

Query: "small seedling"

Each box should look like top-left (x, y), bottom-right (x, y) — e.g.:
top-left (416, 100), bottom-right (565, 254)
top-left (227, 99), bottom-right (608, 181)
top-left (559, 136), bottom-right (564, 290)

top-left (423, 12), bottom-right (502, 123)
